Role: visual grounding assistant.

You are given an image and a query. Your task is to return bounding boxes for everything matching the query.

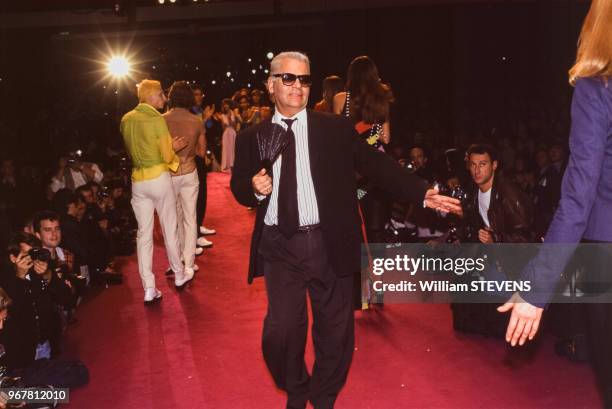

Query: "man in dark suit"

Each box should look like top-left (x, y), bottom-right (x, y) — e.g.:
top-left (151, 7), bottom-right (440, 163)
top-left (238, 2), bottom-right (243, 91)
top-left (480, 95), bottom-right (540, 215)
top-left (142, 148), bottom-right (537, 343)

top-left (231, 51), bottom-right (460, 409)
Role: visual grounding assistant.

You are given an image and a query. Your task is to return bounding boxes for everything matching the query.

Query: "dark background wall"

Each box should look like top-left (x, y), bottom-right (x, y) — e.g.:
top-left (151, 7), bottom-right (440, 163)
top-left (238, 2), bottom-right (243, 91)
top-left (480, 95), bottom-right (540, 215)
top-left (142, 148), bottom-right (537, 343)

top-left (0, 1), bottom-right (590, 160)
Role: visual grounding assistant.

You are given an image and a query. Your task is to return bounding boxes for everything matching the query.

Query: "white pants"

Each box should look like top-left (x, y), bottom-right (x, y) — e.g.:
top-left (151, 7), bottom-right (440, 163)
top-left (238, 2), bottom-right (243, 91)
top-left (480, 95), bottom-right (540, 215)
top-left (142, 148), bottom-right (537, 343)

top-left (131, 172), bottom-right (184, 290)
top-left (171, 170), bottom-right (199, 274)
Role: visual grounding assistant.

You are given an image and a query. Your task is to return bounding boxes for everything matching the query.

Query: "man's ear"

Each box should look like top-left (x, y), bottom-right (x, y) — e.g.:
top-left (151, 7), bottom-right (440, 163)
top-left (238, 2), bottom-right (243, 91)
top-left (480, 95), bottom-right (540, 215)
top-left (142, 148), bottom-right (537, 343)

top-left (266, 77), bottom-right (275, 96)
top-left (35, 232), bottom-right (41, 240)
top-left (492, 160), bottom-right (498, 172)
top-left (9, 254), bottom-right (17, 264)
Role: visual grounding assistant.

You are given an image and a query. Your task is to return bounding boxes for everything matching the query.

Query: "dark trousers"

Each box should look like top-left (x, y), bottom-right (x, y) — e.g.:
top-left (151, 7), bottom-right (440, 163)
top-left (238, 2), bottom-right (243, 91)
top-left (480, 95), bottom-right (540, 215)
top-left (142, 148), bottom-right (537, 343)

top-left (195, 156), bottom-right (208, 230)
top-left (259, 225), bottom-right (354, 409)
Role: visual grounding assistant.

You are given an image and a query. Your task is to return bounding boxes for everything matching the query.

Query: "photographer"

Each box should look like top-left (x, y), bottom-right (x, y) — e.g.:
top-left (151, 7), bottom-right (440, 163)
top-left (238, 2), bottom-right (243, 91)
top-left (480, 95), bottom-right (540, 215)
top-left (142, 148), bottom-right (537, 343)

top-left (451, 144), bottom-right (534, 337)
top-left (461, 144), bottom-right (534, 244)
top-left (2, 233), bottom-right (73, 370)
top-left (49, 151), bottom-right (103, 194)
top-left (0, 284), bottom-right (88, 402)
top-left (32, 211), bottom-right (84, 310)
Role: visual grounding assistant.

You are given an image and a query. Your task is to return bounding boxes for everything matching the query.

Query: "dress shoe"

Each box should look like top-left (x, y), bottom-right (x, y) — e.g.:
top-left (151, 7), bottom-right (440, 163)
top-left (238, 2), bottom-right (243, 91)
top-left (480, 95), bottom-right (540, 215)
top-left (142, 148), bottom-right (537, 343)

top-left (195, 247), bottom-right (204, 256)
top-left (197, 236), bottom-right (213, 248)
top-left (144, 288), bottom-right (162, 305)
top-left (199, 226), bottom-right (216, 235)
top-left (175, 269), bottom-right (195, 290)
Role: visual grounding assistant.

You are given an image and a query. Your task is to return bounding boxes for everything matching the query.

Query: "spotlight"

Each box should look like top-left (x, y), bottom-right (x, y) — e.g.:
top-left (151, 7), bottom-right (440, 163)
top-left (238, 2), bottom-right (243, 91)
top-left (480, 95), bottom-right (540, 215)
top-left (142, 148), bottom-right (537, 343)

top-left (158, 0), bottom-right (165, 4)
top-left (264, 69), bottom-right (269, 74)
top-left (226, 71), bottom-right (231, 77)
top-left (107, 56), bottom-right (130, 78)
top-left (251, 69), bottom-right (257, 74)
top-left (266, 52), bottom-right (274, 60)
top-left (248, 58), bottom-right (252, 62)
top-left (212, 80), bottom-right (216, 85)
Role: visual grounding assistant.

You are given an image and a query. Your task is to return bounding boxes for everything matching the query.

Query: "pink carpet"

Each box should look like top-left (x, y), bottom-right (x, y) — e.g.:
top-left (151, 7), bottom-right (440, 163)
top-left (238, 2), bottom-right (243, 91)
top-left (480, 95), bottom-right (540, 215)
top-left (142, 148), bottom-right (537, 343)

top-left (64, 172), bottom-right (602, 408)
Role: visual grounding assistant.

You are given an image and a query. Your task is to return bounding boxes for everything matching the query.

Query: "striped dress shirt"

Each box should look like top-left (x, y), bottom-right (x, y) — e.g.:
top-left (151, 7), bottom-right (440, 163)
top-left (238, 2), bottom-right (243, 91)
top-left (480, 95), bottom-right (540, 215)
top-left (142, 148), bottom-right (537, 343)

top-left (262, 108), bottom-right (320, 226)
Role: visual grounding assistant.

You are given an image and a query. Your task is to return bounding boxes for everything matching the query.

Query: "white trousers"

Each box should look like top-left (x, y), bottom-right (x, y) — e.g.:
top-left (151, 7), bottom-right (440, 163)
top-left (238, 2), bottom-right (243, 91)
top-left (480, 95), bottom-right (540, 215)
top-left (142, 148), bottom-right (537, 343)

top-left (131, 171), bottom-right (184, 290)
top-left (171, 170), bottom-right (199, 274)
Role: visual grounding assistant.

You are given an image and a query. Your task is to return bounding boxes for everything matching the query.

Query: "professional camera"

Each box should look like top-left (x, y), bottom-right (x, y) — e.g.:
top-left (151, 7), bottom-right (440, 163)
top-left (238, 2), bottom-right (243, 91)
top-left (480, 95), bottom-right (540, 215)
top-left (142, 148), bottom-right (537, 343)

top-left (66, 149), bottom-right (83, 165)
top-left (28, 247), bottom-right (51, 263)
top-left (431, 182), bottom-right (473, 243)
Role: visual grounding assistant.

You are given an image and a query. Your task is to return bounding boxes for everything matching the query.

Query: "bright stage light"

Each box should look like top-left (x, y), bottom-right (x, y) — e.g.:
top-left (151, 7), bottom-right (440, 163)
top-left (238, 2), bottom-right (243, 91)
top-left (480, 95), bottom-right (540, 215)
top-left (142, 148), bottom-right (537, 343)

top-left (226, 71), bottom-right (231, 77)
top-left (158, 0), bottom-right (165, 4)
top-left (266, 52), bottom-right (274, 60)
top-left (107, 56), bottom-right (130, 78)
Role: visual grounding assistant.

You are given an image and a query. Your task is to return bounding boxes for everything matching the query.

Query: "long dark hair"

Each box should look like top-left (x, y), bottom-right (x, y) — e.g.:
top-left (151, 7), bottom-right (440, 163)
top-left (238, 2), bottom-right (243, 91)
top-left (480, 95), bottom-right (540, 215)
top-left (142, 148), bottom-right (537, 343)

top-left (321, 75), bottom-right (344, 113)
top-left (346, 56), bottom-right (394, 124)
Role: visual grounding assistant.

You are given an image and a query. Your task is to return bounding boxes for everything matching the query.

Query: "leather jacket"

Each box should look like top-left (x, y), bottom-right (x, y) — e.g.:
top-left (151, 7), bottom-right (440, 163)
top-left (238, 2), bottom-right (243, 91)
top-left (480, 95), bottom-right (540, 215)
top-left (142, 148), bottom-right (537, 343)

top-left (462, 177), bottom-right (534, 243)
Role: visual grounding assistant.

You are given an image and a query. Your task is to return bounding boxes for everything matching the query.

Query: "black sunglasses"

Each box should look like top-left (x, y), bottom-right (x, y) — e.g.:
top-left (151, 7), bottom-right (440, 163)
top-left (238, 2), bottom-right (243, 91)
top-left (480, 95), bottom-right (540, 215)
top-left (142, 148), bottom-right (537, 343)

top-left (272, 73), bottom-right (312, 87)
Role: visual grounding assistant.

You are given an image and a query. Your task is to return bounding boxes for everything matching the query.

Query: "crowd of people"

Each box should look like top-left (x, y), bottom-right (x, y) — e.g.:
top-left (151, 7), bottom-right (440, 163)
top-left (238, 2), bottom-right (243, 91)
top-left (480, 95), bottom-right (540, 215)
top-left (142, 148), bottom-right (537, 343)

top-left (0, 51), bottom-right (574, 408)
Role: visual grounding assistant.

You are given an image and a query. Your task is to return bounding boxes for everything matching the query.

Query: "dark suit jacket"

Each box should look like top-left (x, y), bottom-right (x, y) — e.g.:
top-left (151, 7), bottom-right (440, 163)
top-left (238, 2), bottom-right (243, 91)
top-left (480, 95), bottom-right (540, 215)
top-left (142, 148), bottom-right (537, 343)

top-left (521, 77), bottom-right (612, 306)
top-left (231, 109), bottom-right (428, 283)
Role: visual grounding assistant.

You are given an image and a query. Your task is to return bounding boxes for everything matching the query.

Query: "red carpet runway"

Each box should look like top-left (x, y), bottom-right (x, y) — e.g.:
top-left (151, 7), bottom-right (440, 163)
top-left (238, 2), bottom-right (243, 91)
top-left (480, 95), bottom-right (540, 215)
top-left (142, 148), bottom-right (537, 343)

top-left (65, 172), bottom-right (601, 408)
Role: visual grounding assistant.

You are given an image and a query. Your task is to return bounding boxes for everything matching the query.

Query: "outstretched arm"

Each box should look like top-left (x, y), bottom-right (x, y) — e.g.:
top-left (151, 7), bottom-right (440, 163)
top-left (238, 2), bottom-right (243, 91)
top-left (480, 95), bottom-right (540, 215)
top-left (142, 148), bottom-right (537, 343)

top-left (499, 78), bottom-right (609, 346)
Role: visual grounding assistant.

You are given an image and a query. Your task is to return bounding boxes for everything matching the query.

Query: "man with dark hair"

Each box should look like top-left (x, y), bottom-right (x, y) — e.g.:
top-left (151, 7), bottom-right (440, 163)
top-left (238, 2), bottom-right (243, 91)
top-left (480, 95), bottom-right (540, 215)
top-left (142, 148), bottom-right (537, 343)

top-left (464, 144), bottom-right (533, 244)
top-left (49, 152), bottom-right (103, 193)
top-left (33, 210), bottom-right (84, 305)
top-left (163, 81), bottom-right (206, 279)
top-left (3, 233), bottom-right (73, 370)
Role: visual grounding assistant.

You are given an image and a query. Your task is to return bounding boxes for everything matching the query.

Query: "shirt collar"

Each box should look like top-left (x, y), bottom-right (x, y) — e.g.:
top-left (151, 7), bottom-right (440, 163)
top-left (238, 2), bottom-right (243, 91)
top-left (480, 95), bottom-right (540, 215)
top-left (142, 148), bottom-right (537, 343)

top-left (273, 107), bottom-right (307, 125)
top-left (136, 103), bottom-right (163, 117)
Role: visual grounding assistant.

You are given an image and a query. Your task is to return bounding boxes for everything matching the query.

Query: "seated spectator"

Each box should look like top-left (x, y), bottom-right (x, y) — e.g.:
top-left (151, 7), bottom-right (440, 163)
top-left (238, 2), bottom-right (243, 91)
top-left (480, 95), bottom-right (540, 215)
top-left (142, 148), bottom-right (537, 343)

top-left (460, 144), bottom-right (534, 244)
top-left (49, 151), bottom-right (103, 193)
top-left (0, 284), bottom-right (88, 392)
top-left (2, 232), bottom-right (74, 369)
top-left (32, 210), bottom-right (86, 309)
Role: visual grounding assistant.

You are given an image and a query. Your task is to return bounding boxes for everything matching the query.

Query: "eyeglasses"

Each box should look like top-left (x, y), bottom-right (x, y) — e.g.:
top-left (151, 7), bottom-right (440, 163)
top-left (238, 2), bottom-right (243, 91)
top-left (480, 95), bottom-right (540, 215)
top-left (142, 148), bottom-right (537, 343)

top-left (272, 73), bottom-right (312, 87)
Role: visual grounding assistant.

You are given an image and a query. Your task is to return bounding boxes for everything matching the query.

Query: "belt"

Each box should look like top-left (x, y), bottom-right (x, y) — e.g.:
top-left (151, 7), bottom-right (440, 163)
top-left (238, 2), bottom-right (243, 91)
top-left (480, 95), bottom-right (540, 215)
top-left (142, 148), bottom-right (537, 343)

top-left (297, 224), bottom-right (320, 233)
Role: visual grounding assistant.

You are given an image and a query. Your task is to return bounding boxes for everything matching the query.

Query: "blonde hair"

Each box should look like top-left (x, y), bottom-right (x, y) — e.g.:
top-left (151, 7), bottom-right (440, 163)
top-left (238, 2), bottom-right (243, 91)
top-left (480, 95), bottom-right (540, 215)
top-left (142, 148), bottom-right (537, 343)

top-left (137, 79), bottom-right (162, 103)
top-left (569, 0), bottom-right (612, 85)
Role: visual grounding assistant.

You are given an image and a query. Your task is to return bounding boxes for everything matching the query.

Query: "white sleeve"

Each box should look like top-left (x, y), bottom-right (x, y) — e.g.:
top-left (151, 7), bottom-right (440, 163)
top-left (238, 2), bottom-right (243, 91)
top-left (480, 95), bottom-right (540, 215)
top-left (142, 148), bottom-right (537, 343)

top-left (50, 177), bottom-right (65, 193)
top-left (92, 164), bottom-right (104, 183)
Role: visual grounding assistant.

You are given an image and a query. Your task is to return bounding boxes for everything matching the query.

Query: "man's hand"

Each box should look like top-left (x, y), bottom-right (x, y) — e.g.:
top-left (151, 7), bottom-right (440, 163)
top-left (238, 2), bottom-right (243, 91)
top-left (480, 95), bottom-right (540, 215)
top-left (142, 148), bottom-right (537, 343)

top-left (252, 168), bottom-right (272, 196)
top-left (478, 228), bottom-right (494, 243)
top-left (172, 136), bottom-right (188, 152)
top-left (33, 260), bottom-right (49, 276)
top-left (424, 186), bottom-right (462, 215)
top-left (497, 292), bottom-right (544, 346)
top-left (15, 253), bottom-right (32, 278)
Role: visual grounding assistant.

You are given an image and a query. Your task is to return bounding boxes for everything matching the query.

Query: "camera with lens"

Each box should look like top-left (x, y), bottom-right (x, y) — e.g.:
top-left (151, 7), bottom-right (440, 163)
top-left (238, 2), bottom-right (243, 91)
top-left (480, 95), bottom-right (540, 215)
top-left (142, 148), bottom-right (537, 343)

top-left (28, 247), bottom-right (51, 263)
top-left (66, 149), bottom-right (83, 165)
